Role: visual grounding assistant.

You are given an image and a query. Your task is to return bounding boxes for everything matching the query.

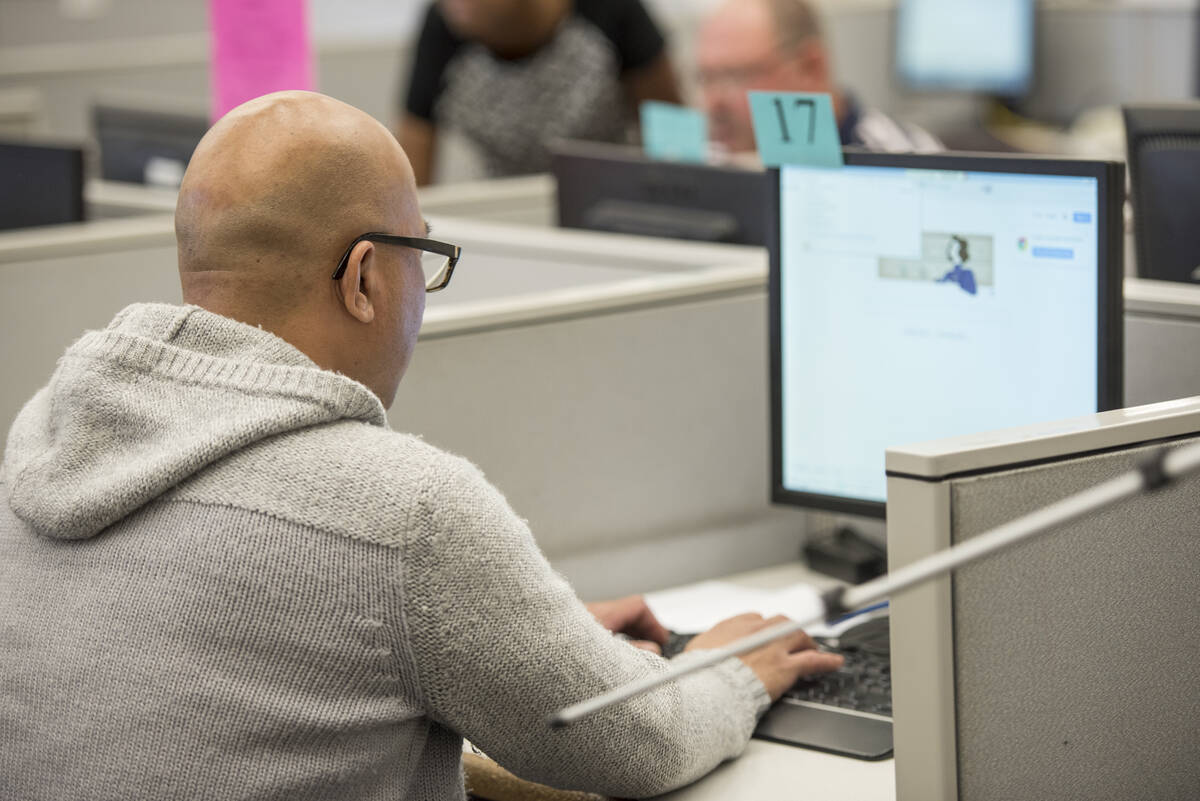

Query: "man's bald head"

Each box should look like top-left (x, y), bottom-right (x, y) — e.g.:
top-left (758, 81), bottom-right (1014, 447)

top-left (176, 91), bottom-right (417, 313)
top-left (704, 0), bottom-right (822, 52)
top-left (175, 91), bottom-right (429, 406)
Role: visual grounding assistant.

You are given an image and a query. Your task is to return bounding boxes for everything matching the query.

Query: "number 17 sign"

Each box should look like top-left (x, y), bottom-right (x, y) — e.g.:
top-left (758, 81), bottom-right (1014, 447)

top-left (748, 91), bottom-right (843, 169)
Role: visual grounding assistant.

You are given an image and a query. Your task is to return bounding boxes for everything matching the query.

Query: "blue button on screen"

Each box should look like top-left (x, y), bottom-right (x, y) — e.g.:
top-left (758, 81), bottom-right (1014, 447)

top-left (1033, 246), bottom-right (1074, 259)
top-left (1073, 212), bottom-right (1092, 223)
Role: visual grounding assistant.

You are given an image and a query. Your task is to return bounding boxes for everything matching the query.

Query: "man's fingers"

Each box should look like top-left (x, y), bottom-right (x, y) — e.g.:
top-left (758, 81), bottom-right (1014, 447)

top-left (789, 649), bottom-right (845, 677)
top-left (629, 639), bottom-right (662, 655)
top-left (628, 602), bottom-right (670, 645)
top-left (758, 616), bottom-right (816, 653)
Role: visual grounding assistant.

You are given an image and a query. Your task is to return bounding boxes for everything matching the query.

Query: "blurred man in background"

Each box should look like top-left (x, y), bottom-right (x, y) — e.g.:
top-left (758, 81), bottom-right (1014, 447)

top-left (697, 0), bottom-right (942, 156)
top-left (398, 0), bottom-right (682, 184)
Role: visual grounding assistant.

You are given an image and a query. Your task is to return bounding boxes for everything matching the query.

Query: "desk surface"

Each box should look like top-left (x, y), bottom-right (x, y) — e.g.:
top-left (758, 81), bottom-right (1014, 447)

top-left (650, 562), bottom-right (896, 801)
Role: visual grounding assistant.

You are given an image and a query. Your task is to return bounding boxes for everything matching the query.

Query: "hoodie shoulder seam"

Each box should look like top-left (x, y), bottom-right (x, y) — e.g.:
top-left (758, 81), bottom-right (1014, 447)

top-left (155, 495), bottom-right (410, 551)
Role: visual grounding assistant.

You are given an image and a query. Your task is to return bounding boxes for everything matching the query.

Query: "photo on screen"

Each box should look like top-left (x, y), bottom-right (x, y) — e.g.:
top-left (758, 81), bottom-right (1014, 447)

top-left (878, 232), bottom-right (995, 296)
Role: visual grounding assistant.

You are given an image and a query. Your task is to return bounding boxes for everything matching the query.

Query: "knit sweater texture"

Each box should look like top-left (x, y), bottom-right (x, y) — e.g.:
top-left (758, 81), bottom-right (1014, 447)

top-left (0, 303), bottom-right (769, 801)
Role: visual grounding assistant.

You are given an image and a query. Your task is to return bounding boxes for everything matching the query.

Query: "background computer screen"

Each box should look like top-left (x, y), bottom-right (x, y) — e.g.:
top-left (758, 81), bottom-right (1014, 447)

top-left (93, 104), bottom-right (210, 187)
top-left (552, 140), bottom-right (770, 246)
top-left (1123, 103), bottom-right (1200, 284)
top-left (895, 0), bottom-right (1035, 95)
top-left (0, 141), bottom-right (85, 231)
top-left (771, 154), bottom-right (1122, 517)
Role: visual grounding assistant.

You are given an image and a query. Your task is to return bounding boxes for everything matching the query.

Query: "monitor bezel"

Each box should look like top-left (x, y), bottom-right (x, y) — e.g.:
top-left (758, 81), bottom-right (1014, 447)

top-left (767, 150), bottom-right (1124, 519)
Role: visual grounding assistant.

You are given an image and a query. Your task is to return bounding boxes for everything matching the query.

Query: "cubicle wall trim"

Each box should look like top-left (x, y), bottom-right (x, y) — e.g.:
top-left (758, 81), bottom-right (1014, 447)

top-left (85, 181), bottom-right (179, 214)
top-left (0, 213), bottom-right (176, 262)
top-left (419, 174), bottom-right (553, 212)
top-left (885, 397), bottom-right (1200, 479)
top-left (420, 263), bottom-right (767, 340)
top-left (888, 476), bottom-right (959, 801)
top-left (427, 214), bottom-right (766, 275)
top-left (1124, 275), bottom-right (1200, 319)
top-left (885, 429), bottom-right (1200, 485)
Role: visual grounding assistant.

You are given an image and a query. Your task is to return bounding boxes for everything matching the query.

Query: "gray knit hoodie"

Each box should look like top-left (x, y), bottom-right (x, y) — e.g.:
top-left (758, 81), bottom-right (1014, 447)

top-left (0, 303), bottom-right (769, 801)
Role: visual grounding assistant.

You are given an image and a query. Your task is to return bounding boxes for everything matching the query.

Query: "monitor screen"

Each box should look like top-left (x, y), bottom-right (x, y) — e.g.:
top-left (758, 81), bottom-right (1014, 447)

top-left (896, 0), bottom-right (1035, 95)
top-left (770, 153), bottom-right (1122, 517)
top-left (0, 141), bottom-right (85, 231)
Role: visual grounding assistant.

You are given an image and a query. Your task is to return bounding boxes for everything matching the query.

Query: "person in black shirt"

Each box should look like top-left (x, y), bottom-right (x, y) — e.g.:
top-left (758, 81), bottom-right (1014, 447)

top-left (398, 0), bottom-right (682, 184)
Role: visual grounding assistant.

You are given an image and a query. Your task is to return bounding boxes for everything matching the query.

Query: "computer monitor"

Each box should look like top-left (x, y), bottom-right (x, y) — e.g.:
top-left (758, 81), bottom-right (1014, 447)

top-left (1123, 103), bottom-right (1200, 285)
top-left (0, 140), bottom-right (85, 231)
top-left (769, 151), bottom-right (1124, 519)
top-left (895, 0), bottom-right (1035, 96)
top-left (552, 141), bottom-right (770, 245)
top-left (93, 104), bottom-right (210, 188)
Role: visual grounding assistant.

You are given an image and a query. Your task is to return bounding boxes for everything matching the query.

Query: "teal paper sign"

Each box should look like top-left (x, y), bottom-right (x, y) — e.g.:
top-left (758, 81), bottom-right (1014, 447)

top-left (640, 101), bottom-right (709, 164)
top-left (748, 91), bottom-right (843, 168)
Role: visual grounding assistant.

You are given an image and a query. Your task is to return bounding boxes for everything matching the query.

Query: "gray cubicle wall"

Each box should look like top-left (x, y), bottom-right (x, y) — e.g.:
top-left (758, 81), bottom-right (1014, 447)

top-left (0, 212), bottom-right (653, 441)
top-left (887, 399), bottom-right (1200, 801)
top-left (1124, 277), bottom-right (1200, 406)
top-left (0, 215), bottom-right (182, 441)
top-left (1, 215), bottom-right (807, 593)
top-left (397, 226), bottom-right (810, 597)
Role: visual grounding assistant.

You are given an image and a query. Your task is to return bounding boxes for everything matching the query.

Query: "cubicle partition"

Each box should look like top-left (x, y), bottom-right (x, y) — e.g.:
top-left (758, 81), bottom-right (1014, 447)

top-left (1124, 277), bottom-right (1200, 406)
top-left (1, 214), bottom-right (809, 595)
top-left (7, 199), bottom-right (1199, 600)
top-left (401, 219), bottom-right (810, 597)
top-left (0, 214), bottom-right (182, 438)
top-left (886, 398), bottom-right (1200, 801)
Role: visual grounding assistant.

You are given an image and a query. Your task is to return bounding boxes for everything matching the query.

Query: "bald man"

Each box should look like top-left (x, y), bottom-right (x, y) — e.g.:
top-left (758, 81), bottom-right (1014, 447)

top-left (0, 92), bottom-right (840, 800)
top-left (697, 0), bottom-right (941, 155)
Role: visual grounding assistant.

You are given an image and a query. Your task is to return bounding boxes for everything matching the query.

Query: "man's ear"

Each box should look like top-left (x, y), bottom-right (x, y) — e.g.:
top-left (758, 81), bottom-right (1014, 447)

top-left (337, 239), bottom-right (376, 324)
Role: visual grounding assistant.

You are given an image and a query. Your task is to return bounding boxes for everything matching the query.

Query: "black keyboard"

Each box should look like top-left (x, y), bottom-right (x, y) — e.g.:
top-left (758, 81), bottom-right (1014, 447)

top-left (783, 615), bottom-right (892, 716)
top-left (664, 615), bottom-right (894, 760)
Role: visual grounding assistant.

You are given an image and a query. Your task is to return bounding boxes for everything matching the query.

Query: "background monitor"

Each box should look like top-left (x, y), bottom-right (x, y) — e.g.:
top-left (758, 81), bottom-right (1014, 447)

top-left (769, 151), bottom-right (1124, 519)
top-left (93, 104), bottom-right (210, 187)
top-left (1123, 102), bottom-right (1200, 284)
top-left (895, 0), bottom-right (1036, 96)
top-left (0, 140), bottom-right (85, 231)
top-left (552, 141), bottom-right (770, 246)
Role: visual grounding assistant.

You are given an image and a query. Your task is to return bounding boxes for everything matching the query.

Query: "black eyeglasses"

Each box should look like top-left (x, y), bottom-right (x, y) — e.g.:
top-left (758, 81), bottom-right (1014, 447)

top-left (331, 233), bottom-right (462, 292)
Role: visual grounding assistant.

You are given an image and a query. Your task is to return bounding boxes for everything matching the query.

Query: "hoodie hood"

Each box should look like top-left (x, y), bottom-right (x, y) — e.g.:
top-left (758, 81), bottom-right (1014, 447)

top-left (4, 303), bottom-right (386, 540)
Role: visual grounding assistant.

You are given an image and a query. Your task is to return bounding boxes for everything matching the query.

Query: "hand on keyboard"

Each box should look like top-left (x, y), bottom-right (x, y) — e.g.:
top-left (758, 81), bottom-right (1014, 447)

top-left (586, 595), bottom-right (671, 655)
top-left (680, 613), bottom-right (844, 701)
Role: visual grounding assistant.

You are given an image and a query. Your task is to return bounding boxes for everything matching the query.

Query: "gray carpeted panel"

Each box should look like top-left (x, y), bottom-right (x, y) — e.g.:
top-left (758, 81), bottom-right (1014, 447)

top-left (949, 437), bottom-right (1200, 801)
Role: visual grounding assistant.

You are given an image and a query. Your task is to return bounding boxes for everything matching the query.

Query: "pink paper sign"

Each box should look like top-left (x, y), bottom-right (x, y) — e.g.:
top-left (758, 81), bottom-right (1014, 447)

top-left (210, 0), bottom-right (314, 121)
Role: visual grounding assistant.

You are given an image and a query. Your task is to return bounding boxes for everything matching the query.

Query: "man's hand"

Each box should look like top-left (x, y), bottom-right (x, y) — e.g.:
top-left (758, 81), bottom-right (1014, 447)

top-left (586, 595), bottom-right (670, 655)
top-left (685, 613), bottom-right (844, 701)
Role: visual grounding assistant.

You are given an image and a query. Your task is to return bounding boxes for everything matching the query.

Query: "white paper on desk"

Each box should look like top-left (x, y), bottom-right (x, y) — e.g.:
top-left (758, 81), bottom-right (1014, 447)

top-left (645, 581), bottom-right (828, 635)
